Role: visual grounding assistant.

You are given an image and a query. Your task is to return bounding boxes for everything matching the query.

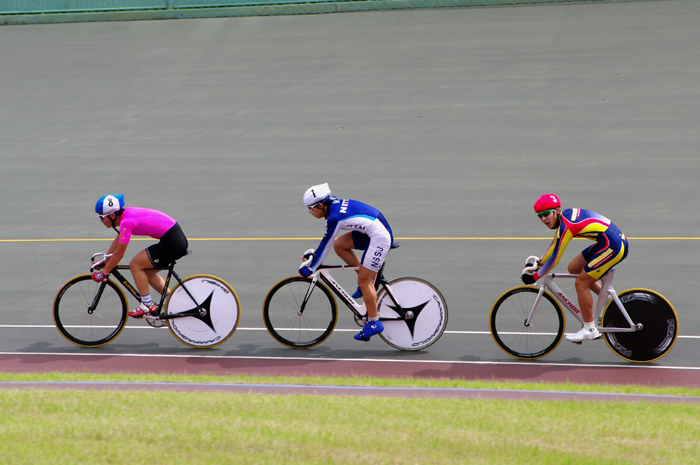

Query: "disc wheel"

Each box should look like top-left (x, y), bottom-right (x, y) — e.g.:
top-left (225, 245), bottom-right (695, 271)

top-left (376, 278), bottom-right (448, 351)
top-left (164, 275), bottom-right (241, 349)
top-left (601, 289), bottom-right (678, 363)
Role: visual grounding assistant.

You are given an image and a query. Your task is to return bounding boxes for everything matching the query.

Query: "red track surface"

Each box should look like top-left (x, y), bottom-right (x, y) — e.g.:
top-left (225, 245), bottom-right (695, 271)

top-left (2, 353), bottom-right (700, 394)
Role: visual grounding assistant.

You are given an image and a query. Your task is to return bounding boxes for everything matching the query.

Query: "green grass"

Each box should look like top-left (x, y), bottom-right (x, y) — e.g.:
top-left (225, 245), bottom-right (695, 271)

top-left (1, 372), bottom-right (699, 464)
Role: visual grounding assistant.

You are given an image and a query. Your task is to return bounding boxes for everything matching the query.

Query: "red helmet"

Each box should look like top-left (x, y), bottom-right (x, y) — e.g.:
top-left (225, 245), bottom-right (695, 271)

top-left (533, 193), bottom-right (560, 213)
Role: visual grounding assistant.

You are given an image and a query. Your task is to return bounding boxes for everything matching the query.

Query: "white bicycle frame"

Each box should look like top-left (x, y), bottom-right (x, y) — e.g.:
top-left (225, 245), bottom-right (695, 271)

top-left (523, 259), bottom-right (641, 334)
top-left (299, 256), bottom-right (407, 321)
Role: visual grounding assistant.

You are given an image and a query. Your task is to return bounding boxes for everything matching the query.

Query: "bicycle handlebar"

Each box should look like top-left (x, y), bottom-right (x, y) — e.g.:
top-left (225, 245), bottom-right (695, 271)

top-left (522, 255), bottom-right (540, 275)
top-left (91, 252), bottom-right (112, 271)
top-left (300, 250), bottom-right (315, 269)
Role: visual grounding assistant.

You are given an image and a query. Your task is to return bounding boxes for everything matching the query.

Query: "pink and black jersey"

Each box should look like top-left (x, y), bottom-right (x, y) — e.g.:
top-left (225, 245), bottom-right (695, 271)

top-left (117, 207), bottom-right (177, 245)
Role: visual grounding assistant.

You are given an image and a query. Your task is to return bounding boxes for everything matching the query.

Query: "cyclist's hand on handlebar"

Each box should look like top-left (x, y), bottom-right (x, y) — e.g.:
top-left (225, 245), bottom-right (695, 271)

top-left (298, 266), bottom-right (312, 278)
top-left (523, 255), bottom-right (540, 270)
top-left (521, 273), bottom-right (536, 285)
top-left (92, 271), bottom-right (108, 283)
top-left (299, 249), bottom-right (315, 276)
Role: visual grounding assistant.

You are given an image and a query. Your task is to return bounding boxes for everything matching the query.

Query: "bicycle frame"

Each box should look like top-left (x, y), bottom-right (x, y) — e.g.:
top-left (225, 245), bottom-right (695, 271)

top-left (527, 269), bottom-right (641, 333)
top-left (90, 253), bottom-right (203, 321)
top-left (301, 264), bottom-right (408, 322)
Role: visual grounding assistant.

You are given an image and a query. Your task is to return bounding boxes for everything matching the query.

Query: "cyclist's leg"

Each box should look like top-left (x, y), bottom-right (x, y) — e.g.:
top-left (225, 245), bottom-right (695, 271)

top-left (335, 233), bottom-right (379, 319)
top-left (142, 223), bottom-right (188, 296)
top-left (358, 265), bottom-right (379, 318)
top-left (574, 268), bottom-right (598, 323)
top-left (333, 232), bottom-right (361, 267)
top-left (334, 232), bottom-right (367, 298)
top-left (129, 249), bottom-right (157, 296)
top-left (568, 253), bottom-right (601, 298)
top-left (571, 233), bottom-right (628, 325)
top-left (357, 233), bottom-right (390, 320)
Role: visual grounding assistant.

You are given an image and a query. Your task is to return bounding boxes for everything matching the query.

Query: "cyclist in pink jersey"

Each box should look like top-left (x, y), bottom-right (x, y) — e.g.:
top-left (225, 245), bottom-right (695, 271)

top-left (91, 195), bottom-right (189, 317)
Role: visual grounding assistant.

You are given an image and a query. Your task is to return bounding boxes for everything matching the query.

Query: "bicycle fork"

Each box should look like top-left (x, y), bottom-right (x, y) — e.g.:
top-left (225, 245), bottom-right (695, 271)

top-left (524, 286), bottom-right (548, 327)
top-left (89, 281), bottom-right (111, 314)
top-left (298, 276), bottom-right (319, 316)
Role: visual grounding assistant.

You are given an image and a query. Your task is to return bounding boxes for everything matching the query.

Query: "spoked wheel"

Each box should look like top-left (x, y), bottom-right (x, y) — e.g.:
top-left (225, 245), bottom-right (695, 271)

top-left (376, 278), bottom-right (448, 351)
top-left (490, 286), bottom-right (565, 359)
top-left (601, 289), bottom-right (678, 363)
top-left (164, 275), bottom-right (240, 348)
top-left (263, 277), bottom-right (337, 348)
top-left (53, 274), bottom-right (128, 347)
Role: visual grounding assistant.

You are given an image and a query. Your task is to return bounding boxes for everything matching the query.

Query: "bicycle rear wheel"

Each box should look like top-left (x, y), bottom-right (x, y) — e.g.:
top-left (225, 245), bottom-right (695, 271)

top-left (490, 286), bottom-right (565, 359)
top-left (53, 274), bottom-right (128, 347)
top-left (165, 275), bottom-right (240, 348)
top-left (601, 289), bottom-right (678, 363)
top-left (263, 277), bottom-right (337, 348)
top-left (377, 278), bottom-right (448, 351)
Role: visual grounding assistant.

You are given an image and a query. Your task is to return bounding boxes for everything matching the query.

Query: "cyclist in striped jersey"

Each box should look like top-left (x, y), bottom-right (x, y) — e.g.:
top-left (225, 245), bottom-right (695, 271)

top-left (522, 194), bottom-right (629, 343)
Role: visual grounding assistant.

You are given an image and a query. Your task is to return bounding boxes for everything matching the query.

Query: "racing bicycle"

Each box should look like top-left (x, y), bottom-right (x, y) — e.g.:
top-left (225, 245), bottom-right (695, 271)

top-left (53, 252), bottom-right (240, 348)
top-left (489, 256), bottom-right (678, 363)
top-left (262, 244), bottom-right (448, 351)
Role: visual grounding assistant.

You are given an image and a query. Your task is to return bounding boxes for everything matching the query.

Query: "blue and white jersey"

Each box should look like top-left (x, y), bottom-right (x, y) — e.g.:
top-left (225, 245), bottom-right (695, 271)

top-left (309, 198), bottom-right (393, 271)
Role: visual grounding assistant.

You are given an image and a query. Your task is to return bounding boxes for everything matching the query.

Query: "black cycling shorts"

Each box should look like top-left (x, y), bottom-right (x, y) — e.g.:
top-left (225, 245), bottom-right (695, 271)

top-left (146, 222), bottom-right (188, 268)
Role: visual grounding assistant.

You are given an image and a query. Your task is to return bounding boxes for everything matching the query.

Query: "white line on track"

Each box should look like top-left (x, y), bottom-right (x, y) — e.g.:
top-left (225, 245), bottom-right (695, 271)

top-left (3, 325), bottom-right (700, 339)
top-left (2, 351), bottom-right (700, 371)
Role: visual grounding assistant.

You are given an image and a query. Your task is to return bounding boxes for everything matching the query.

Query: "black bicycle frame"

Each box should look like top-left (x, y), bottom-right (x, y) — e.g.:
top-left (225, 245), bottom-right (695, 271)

top-left (92, 264), bottom-right (204, 320)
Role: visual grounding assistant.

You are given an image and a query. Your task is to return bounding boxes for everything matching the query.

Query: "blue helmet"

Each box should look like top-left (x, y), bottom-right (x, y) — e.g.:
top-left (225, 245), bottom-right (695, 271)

top-left (95, 195), bottom-right (125, 215)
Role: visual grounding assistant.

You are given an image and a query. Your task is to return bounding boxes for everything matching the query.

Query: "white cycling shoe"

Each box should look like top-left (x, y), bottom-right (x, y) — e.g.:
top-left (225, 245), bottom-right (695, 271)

top-left (565, 327), bottom-right (601, 343)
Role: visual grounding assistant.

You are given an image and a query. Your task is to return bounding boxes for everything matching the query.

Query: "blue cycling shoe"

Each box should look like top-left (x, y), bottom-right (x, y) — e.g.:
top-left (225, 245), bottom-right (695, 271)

top-left (352, 286), bottom-right (363, 299)
top-left (354, 320), bottom-right (384, 341)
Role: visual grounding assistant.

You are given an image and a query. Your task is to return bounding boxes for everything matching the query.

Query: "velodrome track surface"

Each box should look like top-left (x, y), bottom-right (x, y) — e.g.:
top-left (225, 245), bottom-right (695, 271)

top-left (1, 0), bottom-right (700, 398)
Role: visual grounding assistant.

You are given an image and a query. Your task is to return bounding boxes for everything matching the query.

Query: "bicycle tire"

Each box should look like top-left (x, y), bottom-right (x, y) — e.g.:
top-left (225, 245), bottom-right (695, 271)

top-left (490, 286), bottom-right (565, 360)
top-left (165, 275), bottom-right (240, 349)
top-left (263, 276), bottom-right (337, 349)
top-left (376, 277), bottom-right (448, 351)
top-left (53, 274), bottom-right (128, 347)
top-left (601, 289), bottom-right (678, 363)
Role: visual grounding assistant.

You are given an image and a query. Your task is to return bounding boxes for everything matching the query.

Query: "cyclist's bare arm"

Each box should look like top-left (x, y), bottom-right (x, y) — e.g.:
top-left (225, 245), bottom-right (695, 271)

top-left (102, 237), bottom-right (127, 274)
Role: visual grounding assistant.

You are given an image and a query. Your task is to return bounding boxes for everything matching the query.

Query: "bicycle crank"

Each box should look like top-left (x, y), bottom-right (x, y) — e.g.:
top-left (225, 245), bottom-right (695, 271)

top-left (353, 314), bottom-right (366, 327)
top-left (144, 315), bottom-right (167, 328)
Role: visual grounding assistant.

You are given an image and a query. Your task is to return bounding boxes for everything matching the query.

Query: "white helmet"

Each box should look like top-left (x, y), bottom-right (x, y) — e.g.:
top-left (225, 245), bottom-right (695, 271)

top-left (303, 183), bottom-right (332, 208)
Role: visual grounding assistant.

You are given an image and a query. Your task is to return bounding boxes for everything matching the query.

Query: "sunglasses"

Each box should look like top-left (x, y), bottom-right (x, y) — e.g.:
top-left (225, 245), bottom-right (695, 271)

top-left (307, 204), bottom-right (320, 211)
top-left (98, 214), bottom-right (111, 220)
top-left (536, 209), bottom-right (556, 219)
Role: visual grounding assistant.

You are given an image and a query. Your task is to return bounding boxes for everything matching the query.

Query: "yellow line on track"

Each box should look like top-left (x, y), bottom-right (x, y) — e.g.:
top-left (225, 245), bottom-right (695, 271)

top-left (2, 237), bottom-right (700, 243)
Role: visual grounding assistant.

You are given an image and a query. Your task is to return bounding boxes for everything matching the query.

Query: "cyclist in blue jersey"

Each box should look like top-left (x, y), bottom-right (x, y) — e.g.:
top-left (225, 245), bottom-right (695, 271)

top-left (299, 183), bottom-right (394, 342)
top-left (522, 193), bottom-right (629, 342)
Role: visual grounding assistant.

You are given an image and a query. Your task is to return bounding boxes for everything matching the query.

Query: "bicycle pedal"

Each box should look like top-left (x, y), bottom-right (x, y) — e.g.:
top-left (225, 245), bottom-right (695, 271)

top-left (570, 340), bottom-right (583, 345)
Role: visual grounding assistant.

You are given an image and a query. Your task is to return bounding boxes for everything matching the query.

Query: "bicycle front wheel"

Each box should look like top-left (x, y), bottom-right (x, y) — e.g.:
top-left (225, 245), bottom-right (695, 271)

top-left (53, 274), bottom-right (128, 347)
top-left (601, 289), bottom-right (678, 363)
top-left (165, 275), bottom-right (241, 348)
top-left (263, 277), bottom-right (337, 348)
top-left (377, 278), bottom-right (448, 351)
top-left (490, 286), bottom-right (565, 359)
